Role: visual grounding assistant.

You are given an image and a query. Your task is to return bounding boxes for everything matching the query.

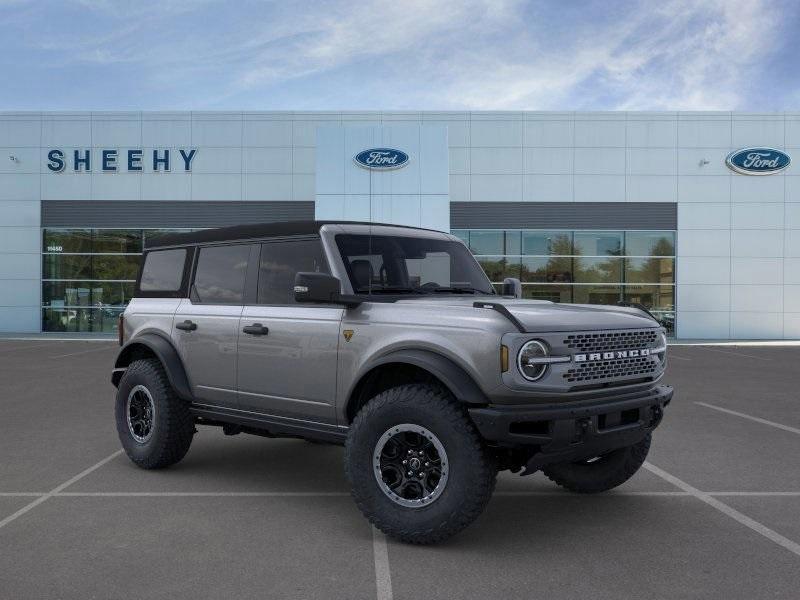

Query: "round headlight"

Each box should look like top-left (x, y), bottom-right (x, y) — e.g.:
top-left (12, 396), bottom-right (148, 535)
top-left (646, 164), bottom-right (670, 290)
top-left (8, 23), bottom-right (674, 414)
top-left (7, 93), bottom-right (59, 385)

top-left (517, 340), bottom-right (549, 381)
top-left (656, 331), bottom-right (667, 364)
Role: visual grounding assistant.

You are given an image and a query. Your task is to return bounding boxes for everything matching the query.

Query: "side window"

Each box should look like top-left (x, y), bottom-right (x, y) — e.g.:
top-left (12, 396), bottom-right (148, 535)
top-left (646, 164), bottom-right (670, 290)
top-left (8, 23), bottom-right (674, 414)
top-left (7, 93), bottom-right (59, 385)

top-left (192, 244), bottom-right (250, 304)
top-left (258, 239), bottom-right (329, 305)
top-left (139, 248), bottom-right (187, 293)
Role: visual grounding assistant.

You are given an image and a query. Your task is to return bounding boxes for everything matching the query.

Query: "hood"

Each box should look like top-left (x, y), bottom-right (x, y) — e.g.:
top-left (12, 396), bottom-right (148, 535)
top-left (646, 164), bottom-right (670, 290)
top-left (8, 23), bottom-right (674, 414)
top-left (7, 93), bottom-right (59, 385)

top-left (395, 296), bottom-right (659, 332)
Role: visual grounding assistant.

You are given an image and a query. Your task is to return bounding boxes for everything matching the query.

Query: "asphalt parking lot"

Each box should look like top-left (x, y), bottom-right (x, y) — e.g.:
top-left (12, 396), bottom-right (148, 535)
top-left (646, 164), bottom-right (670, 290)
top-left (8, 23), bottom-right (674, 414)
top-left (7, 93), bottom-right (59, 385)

top-left (1, 340), bottom-right (799, 599)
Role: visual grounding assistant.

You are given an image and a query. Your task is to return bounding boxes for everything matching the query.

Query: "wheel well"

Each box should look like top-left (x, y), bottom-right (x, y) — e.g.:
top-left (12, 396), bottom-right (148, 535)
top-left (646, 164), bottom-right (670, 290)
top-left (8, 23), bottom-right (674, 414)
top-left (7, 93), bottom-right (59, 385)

top-left (116, 342), bottom-right (158, 369)
top-left (345, 363), bottom-right (447, 423)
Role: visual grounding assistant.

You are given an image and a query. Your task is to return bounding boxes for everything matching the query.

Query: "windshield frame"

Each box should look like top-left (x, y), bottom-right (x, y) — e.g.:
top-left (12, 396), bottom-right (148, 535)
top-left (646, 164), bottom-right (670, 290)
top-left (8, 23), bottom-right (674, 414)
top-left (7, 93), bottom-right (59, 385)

top-left (332, 231), bottom-right (497, 298)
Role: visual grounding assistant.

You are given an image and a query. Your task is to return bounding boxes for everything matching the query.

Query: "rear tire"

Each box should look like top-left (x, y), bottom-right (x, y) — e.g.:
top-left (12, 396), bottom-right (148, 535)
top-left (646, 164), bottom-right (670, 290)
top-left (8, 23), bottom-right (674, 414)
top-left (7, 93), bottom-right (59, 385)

top-left (542, 433), bottom-right (651, 493)
top-left (115, 358), bottom-right (194, 469)
top-left (345, 383), bottom-right (496, 544)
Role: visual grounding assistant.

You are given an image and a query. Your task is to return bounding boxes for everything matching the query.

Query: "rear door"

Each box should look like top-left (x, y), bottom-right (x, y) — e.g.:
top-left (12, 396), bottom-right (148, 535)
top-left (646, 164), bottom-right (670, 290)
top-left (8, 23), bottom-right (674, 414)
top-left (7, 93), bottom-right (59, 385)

top-left (237, 237), bottom-right (343, 424)
top-left (172, 243), bottom-right (256, 407)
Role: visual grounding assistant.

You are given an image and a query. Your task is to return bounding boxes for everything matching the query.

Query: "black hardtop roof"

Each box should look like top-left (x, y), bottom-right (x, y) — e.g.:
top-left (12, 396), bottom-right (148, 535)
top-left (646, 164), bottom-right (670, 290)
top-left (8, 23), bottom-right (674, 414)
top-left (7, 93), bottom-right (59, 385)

top-left (145, 221), bottom-right (443, 249)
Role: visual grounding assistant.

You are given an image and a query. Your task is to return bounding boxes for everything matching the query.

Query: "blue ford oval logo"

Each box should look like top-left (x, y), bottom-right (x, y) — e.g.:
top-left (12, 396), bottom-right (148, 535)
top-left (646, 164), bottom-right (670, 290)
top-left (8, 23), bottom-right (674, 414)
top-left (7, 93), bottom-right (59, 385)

top-left (726, 147), bottom-right (790, 175)
top-left (354, 148), bottom-right (409, 170)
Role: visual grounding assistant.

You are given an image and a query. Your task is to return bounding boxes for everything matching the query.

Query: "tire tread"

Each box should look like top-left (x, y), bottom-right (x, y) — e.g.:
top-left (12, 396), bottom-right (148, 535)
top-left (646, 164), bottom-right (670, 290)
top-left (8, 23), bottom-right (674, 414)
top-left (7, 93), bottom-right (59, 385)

top-left (116, 358), bottom-right (194, 469)
top-left (345, 383), bottom-right (496, 544)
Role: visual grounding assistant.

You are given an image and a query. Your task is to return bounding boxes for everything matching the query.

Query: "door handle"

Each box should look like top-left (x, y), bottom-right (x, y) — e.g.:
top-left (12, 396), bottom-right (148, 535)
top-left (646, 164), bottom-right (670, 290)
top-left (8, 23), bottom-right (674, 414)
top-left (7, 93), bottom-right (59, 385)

top-left (242, 323), bottom-right (269, 336)
top-left (176, 320), bottom-right (197, 332)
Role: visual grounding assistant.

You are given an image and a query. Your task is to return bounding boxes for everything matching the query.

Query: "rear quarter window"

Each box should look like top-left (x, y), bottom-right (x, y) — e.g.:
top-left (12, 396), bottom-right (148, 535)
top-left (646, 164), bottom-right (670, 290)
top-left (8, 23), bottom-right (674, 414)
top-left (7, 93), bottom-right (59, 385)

top-left (138, 248), bottom-right (188, 294)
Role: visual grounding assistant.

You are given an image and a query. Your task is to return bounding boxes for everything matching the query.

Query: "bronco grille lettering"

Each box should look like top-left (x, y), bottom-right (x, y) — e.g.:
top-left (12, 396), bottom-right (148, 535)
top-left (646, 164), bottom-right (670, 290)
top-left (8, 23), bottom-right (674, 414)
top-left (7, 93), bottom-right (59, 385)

top-left (574, 347), bottom-right (651, 363)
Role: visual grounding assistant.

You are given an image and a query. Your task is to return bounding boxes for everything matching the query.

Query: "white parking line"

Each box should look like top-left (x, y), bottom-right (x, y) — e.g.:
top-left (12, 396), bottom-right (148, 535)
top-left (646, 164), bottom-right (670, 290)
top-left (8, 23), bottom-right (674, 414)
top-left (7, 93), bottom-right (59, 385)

top-left (372, 526), bottom-right (393, 600)
top-left (703, 348), bottom-right (771, 361)
top-left (0, 342), bottom-right (65, 354)
top-left (2, 490), bottom-right (798, 498)
top-left (494, 491), bottom-right (688, 496)
top-left (696, 402), bottom-right (800, 436)
top-left (707, 492), bottom-right (800, 497)
top-left (0, 337), bottom-right (112, 342)
top-left (644, 462), bottom-right (800, 558)
top-left (0, 450), bottom-right (122, 531)
top-left (49, 344), bottom-right (117, 359)
top-left (55, 491), bottom-right (351, 497)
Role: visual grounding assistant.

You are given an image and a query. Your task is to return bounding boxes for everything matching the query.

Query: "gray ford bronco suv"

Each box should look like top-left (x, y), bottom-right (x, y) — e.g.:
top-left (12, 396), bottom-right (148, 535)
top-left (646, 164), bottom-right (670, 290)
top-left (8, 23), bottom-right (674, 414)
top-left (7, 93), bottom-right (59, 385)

top-left (112, 221), bottom-right (672, 544)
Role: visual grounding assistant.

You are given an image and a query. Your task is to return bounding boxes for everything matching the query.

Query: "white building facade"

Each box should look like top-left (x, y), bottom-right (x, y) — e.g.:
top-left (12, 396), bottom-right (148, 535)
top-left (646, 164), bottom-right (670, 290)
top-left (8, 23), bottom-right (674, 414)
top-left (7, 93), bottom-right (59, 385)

top-left (0, 110), bottom-right (798, 339)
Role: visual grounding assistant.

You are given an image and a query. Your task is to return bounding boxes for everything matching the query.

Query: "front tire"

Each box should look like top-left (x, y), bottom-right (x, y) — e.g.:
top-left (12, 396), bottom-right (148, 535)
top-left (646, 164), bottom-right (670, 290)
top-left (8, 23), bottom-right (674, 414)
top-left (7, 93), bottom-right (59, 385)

top-left (345, 383), bottom-right (496, 544)
top-left (542, 433), bottom-right (651, 493)
top-left (115, 358), bottom-right (194, 469)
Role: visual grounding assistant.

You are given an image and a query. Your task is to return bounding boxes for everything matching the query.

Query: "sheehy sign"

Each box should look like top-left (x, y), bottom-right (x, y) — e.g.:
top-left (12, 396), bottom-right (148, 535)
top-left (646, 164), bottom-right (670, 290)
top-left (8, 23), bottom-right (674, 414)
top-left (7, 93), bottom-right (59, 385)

top-left (46, 149), bottom-right (197, 172)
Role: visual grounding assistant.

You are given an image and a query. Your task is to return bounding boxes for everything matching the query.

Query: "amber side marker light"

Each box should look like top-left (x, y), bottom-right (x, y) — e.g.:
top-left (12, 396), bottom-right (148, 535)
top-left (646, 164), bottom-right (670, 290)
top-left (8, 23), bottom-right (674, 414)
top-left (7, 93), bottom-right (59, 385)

top-left (500, 345), bottom-right (509, 372)
top-left (118, 314), bottom-right (124, 346)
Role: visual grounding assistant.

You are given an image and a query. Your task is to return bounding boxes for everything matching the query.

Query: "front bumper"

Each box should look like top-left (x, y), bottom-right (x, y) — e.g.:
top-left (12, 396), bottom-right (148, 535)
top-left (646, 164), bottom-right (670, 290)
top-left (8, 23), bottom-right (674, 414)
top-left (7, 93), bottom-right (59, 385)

top-left (468, 384), bottom-right (673, 474)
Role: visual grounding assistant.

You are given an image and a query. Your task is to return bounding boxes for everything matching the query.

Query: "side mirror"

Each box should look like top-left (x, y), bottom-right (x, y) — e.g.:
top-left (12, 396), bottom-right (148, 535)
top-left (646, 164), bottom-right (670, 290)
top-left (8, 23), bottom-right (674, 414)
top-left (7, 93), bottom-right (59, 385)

top-left (294, 272), bottom-right (361, 307)
top-left (502, 277), bottom-right (522, 299)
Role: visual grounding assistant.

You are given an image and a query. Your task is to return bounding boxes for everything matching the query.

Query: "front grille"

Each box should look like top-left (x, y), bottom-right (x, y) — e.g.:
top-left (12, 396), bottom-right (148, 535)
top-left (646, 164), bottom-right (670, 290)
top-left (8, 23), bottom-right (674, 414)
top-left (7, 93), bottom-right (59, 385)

top-left (563, 355), bottom-right (658, 383)
top-left (563, 330), bottom-right (658, 353)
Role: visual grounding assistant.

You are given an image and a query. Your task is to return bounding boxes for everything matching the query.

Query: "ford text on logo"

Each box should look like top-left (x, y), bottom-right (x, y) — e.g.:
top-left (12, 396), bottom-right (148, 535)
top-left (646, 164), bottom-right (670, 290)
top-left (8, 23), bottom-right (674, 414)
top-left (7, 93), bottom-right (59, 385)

top-left (354, 148), bottom-right (409, 170)
top-left (725, 148), bottom-right (790, 175)
top-left (46, 148), bottom-right (197, 173)
top-left (574, 348), bottom-right (651, 362)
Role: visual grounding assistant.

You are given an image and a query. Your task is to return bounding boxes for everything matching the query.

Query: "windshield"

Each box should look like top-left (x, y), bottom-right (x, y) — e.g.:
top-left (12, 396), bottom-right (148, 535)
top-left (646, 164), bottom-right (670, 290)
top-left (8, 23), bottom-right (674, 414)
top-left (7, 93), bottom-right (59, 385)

top-left (335, 234), bottom-right (496, 295)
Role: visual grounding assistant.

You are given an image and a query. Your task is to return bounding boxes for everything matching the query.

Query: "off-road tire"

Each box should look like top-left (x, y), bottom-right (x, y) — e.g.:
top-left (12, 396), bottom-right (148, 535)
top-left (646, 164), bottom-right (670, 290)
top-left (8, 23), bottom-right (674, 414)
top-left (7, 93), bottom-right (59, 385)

top-left (542, 433), bottom-right (651, 493)
top-left (115, 358), bottom-right (194, 469)
top-left (345, 383), bottom-right (497, 544)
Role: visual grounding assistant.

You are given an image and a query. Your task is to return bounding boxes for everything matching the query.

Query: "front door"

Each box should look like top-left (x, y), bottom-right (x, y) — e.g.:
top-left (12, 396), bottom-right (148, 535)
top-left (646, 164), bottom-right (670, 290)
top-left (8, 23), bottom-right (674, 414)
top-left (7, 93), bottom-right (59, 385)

top-left (172, 243), bottom-right (255, 407)
top-left (236, 238), bottom-right (342, 424)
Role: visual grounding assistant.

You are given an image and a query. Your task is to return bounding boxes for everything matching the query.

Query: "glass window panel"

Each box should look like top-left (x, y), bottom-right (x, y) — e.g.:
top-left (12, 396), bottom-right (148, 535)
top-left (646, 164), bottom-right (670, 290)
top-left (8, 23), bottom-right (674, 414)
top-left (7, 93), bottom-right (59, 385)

top-left (521, 231), bottom-right (573, 256)
top-left (574, 231), bottom-right (623, 256)
top-left (623, 285), bottom-right (675, 311)
top-left (477, 257), bottom-right (519, 282)
top-left (625, 257), bottom-right (674, 284)
top-left (258, 239), bottom-right (329, 305)
top-left (520, 257), bottom-right (573, 283)
top-left (193, 244), bottom-right (250, 304)
top-left (93, 229), bottom-right (142, 253)
top-left (144, 229), bottom-right (196, 249)
top-left (43, 254), bottom-right (92, 279)
top-left (42, 307), bottom-right (124, 332)
top-left (625, 231), bottom-right (675, 256)
top-left (573, 257), bottom-right (622, 283)
top-left (469, 231), bottom-right (504, 255)
top-left (573, 285), bottom-right (623, 305)
top-left (522, 284), bottom-right (572, 303)
top-left (43, 281), bottom-right (134, 307)
top-left (140, 249), bottom-right (187, 291)
top-left (450, 230), bottom-right (469, 245)
top-left (92, 255), bottom-right (141, 281)
top-left (504, 231), bottom-right (521, 256)
top-left (43, 229), bottom-right (92, 253)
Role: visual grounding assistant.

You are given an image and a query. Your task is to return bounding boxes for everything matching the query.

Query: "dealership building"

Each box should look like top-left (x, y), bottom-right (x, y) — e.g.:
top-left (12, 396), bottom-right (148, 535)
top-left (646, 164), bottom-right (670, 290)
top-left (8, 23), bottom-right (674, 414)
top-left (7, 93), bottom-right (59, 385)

top-left (0, 110), bottom-right (798, 339)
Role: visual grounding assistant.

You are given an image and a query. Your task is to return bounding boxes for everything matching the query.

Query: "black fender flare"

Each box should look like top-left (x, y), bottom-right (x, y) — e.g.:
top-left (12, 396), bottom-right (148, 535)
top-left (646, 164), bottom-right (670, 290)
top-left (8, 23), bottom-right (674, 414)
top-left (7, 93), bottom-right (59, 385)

top-left (354, 348), bottom-right (488, 406)
top-left (112, 333), bottom-right (193, 401)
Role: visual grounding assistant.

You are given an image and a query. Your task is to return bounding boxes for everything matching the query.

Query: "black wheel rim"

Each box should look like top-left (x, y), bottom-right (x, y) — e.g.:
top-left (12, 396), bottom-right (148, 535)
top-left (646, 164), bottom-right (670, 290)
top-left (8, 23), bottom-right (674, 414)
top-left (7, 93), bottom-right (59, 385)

top-left (373, 424), bottom-right (448, 508)
top-left (127, 385), bottom-right (155, 444)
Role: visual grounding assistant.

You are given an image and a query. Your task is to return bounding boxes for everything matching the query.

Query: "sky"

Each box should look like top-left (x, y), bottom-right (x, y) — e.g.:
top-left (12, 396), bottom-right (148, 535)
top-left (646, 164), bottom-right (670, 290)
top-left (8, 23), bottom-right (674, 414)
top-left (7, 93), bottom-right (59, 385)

top-left (1, 0), bottom-right (798, 111)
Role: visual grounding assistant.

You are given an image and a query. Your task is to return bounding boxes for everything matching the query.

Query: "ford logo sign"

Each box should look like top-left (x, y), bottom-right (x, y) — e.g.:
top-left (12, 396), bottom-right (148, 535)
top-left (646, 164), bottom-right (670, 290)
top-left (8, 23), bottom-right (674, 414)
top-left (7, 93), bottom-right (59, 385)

top-left (354, 148), bottom-right (409, 170)
top-left (725, 147), bottom-right (790, 175)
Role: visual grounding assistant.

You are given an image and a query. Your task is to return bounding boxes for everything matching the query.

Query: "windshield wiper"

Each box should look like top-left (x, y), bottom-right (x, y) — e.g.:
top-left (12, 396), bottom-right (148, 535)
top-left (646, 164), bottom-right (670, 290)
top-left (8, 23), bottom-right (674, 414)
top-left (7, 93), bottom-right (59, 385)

top-left (354, 286), bottom-right (428, 295)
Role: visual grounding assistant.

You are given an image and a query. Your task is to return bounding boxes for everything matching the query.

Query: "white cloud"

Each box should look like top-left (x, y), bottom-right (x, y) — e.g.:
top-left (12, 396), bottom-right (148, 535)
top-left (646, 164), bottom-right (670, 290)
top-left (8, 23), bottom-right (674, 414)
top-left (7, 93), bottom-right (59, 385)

top-left (420, 0), bottom-right (783, 110)
top-left (1, 0), bottom-right (791, 109)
